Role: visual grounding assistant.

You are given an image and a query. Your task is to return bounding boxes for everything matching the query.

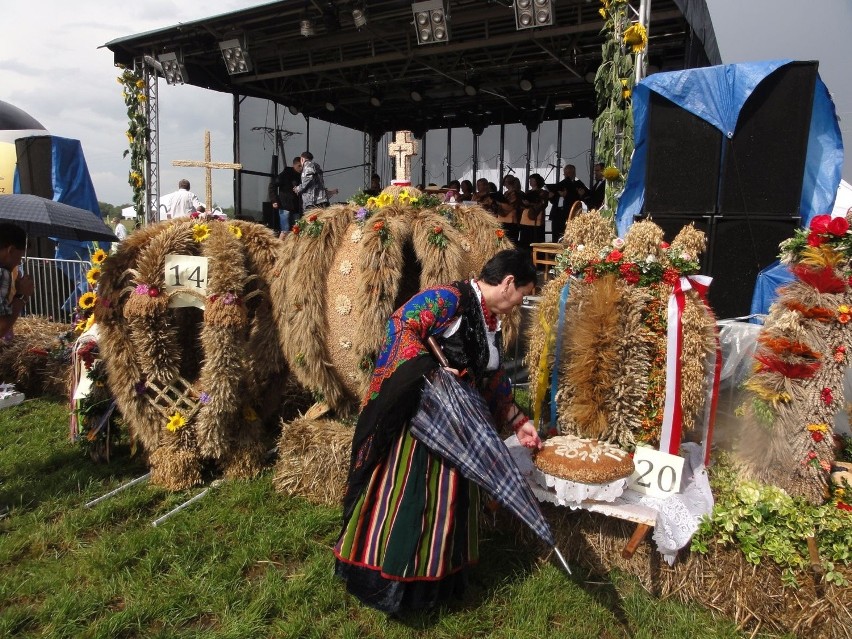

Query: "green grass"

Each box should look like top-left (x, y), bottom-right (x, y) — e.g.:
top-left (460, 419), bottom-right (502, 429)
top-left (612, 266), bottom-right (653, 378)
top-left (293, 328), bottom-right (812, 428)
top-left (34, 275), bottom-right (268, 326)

top-left (0, 397), bottom-right (789, 639)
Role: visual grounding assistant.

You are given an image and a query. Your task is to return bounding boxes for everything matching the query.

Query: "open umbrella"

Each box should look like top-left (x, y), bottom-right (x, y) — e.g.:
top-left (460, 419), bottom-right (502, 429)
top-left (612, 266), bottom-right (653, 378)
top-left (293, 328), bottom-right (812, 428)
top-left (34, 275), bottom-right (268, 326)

top-left (0, 194), bottom-right (117, 242)
top-left (409, 367), bottom-right (572, 574)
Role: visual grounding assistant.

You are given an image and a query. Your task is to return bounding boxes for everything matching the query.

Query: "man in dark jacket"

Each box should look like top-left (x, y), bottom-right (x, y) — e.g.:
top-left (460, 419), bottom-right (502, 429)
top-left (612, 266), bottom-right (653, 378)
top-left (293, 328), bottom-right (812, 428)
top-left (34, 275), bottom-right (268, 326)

top-left (273, 156), bottom-right (303, 236)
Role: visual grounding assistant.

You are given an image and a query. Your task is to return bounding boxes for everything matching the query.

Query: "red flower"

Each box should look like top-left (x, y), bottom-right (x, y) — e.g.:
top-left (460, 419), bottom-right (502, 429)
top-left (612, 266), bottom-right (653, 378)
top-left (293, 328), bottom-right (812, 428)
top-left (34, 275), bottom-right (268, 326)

top-left (660, 241), bottom-right (670, 249)
top-left (807, 231), bottom-right (826, 247)
top-left (821, 387), bottom-right (834, 405)
top-left (433, 226), bottom-right (443, 234)
top-left (292, 225), bottom-right (301, 235)
top-left (148, 287), bottom-right (160, 297)
top-left (419, 309), bottom-right (436, 328)
top-left (496, 229), bottom-right (505, 239)
top-left (606, 249), bottom-right (623, 262)
top-left (663, 268), bottom-right (680, 285)
top-left (810, 214), bottom-right (831, 234)
top-left (373, 221), bottom-right (385, 231)
top-left (838, 501), bottom-right (852, 512)
top-left (308, 213), bottom-right (318, 222)
top-left (828, 216), bottom-right (850, 236)
top-left (401, 343), bottom-right (422, 359)
top-left (811, 431), bottom-right (825, 443)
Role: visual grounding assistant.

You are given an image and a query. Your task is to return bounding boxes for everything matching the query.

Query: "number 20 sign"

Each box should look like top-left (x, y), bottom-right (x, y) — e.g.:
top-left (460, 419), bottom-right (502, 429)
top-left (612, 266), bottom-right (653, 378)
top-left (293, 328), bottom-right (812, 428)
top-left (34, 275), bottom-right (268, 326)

top-left (627, 446), bottom-right (685, 498)
top-left (164, 254), bottom-right (209, 309)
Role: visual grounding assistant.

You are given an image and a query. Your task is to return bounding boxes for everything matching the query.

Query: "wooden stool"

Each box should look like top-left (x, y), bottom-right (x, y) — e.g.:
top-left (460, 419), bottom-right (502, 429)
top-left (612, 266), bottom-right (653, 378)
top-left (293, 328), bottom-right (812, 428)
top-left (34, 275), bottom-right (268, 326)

top-left (530, 242), bottom-right (564, 284)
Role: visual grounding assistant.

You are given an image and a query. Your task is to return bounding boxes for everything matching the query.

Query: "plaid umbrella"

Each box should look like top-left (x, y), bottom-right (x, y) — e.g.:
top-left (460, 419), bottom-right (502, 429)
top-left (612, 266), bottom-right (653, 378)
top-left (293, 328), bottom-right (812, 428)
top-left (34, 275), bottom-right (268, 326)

top-left (0, 194), bottom-right (118, 242)
top-left (410, 367), bottom-right (572, 573)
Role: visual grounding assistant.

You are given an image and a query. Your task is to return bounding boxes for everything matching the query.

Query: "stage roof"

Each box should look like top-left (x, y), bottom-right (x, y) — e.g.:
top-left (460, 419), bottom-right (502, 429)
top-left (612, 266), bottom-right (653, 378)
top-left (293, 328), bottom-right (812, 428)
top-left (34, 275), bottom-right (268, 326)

top-left (105, 0), bottom-right (720, 135)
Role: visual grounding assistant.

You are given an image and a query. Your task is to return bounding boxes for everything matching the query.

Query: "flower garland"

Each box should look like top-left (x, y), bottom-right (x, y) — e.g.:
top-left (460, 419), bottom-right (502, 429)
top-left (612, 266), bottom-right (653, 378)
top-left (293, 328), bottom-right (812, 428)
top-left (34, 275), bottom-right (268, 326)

top-left (292, 211), bottom-right (324, 237)
top-left (118, 66), bottom-right (148, 220)
top-left (594, 0), bottom-right (643, 214)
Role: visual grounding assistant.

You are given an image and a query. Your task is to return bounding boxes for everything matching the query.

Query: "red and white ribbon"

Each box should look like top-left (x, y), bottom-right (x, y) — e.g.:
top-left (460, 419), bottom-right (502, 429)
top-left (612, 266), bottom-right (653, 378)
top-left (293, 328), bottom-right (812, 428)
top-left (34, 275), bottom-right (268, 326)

top-left (660, 275), bottom-right (716, 457)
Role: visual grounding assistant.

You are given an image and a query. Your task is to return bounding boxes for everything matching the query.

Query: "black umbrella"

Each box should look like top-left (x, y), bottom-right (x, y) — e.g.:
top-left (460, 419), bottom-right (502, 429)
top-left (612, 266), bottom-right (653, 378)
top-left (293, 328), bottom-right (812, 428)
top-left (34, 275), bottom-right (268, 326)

top-left (0, 194), bottom-right (118, 243)
top-left (410, 367), bottom-right (572, 574)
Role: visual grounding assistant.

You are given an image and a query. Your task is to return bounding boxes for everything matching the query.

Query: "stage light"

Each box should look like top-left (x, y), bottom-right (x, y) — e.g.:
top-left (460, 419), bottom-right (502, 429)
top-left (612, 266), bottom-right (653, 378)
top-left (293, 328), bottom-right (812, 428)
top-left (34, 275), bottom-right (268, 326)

top-left (158, 51), bottom-right (188, 85)
top-left (288, 105), bottom-right (300, 116)
top-left (515, 0), bottom-right (553, 31)
top-left (300, 17), bottom-right (315, 37)
top-left (410, 88), bottom-right (424, 102)
top-left (352, 3), bottom-right (367, 29)
top-left (463, 82), bottom-right (478, 97)
top-left (219, 39), bottom-right (252, 75)
top-left (519, 71), bottom-right (534, 92)
top-left (412, 0), bottom-right (450, 45)
top-left (369, 90), bottom-right (382, 107)
top-left (325, 98), bottom-right (337, 112)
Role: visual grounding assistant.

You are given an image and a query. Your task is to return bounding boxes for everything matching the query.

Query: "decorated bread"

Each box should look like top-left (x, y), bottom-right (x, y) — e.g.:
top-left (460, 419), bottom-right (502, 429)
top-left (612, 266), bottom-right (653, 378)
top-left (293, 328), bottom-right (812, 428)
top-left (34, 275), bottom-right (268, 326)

top-left (534, 435), bottom-right (634, 484)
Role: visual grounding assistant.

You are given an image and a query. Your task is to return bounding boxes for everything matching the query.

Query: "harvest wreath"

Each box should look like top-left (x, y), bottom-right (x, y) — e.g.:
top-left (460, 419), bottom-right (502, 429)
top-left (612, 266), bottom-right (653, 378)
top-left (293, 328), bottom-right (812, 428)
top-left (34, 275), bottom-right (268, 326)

top-left (94, 216), bottom-right (288, 489)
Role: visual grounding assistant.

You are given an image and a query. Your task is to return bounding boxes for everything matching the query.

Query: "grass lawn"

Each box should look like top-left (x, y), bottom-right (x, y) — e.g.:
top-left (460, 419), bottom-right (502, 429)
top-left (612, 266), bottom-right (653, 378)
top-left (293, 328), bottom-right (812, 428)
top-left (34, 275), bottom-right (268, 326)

top-left (0, 397), bottom-right (790, 639)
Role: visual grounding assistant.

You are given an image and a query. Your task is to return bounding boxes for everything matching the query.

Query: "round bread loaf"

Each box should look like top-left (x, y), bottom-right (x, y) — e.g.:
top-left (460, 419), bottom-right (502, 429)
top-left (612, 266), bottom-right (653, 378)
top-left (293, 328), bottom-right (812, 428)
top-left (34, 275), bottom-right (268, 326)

top-left (533, 435), bottom-right (634, 484)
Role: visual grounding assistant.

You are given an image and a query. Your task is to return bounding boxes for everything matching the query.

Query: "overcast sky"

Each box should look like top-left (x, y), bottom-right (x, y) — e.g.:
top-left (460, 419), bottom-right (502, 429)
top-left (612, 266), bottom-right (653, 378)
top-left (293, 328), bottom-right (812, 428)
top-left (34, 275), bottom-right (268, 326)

top-left (1, 0), bottom-right (850, 208)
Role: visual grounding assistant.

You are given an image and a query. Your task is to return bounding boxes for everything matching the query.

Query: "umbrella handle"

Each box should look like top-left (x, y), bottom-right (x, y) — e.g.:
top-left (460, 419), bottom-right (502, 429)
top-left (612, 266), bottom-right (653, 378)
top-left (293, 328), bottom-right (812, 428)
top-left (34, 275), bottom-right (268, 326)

top-left (426, 336), bottom-right (450, 368)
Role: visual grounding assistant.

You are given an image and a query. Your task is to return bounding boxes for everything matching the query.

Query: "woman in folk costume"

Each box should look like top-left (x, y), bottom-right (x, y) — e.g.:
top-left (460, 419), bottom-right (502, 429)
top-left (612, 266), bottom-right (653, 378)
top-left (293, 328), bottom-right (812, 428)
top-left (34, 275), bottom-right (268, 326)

top-left (335, 249), bottom-right (541, 613)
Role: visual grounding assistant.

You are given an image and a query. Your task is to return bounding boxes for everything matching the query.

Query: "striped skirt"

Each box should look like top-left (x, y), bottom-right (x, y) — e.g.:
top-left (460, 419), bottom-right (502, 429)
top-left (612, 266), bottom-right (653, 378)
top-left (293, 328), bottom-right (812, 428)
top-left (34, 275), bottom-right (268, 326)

top-left (335, 426), bottom-right (480, 582)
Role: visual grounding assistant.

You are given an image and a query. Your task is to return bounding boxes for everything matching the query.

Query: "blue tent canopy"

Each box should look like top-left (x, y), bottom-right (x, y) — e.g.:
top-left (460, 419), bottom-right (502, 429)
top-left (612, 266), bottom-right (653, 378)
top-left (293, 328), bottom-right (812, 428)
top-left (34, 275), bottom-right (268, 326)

top-left (616, 60), bottom-right (844, 237)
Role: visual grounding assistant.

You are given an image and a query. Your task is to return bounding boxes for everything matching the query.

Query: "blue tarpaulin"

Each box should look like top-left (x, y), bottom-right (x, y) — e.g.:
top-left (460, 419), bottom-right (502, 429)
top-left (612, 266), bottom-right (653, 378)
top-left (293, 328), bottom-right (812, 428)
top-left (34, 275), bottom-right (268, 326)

top-left (617, 60), bottom-right (844, 237)
top-left (14, 136), bottom-right (107, 310)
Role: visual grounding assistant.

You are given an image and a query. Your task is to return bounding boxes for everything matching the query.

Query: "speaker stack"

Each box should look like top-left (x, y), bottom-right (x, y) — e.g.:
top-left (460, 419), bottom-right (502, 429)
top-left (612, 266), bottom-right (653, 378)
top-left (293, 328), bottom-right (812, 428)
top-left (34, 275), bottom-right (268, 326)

top-left (641, 62), bottom-right (818, 319)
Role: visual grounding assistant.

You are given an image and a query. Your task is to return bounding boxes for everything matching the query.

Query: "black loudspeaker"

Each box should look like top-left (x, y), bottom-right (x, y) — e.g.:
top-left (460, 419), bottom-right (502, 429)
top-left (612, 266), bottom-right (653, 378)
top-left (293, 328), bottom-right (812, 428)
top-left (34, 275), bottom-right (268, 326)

top-left (644, 93), bottom-right (722, 216)
top-left (705, 217), bottom-right (799, 320)
top-left (15, 136), bottom-right (53, 198)
top-left (719, 62), bottom-right (818, 216)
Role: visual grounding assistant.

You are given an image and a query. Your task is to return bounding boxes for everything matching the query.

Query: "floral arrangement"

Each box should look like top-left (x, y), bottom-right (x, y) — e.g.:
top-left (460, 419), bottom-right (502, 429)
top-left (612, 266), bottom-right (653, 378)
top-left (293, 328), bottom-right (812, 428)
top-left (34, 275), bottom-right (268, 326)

top-left (427, 224), bottom-right (448, 249)
top-left (555, 236), bottom-right (701, 286)
top-left (736, 212), bottom-right (852, 504)
top-left (292, 211), bottom-right (324, 237)
top-left (74, 248), bottom-right (108, 334)
top-left (118, 66), bottom-right (148, 221)
top-left (594, 0), bottom-right (642, 213)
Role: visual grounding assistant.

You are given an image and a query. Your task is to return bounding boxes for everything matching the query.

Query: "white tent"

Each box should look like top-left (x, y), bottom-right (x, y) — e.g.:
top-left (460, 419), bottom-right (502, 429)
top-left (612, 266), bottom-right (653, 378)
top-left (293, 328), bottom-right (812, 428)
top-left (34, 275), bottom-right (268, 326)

top-left (121, 205), bottom-right (136, 219)
top-left (831, 179), bottom-right (852, 218)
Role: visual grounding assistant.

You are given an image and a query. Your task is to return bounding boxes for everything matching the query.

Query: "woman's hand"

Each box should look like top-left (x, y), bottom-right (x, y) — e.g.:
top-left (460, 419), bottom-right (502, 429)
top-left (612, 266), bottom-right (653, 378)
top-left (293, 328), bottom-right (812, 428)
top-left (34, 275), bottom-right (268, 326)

top-left (516, 422), bottom-right (542, 449)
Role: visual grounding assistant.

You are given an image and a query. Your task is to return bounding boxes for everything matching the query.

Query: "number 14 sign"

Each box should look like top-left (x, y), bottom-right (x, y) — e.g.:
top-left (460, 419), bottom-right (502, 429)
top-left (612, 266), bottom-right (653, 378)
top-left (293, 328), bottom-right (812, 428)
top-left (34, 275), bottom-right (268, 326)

top-left (164, 254), bottom-right (209, 309)
top-left (627, 446), bottom-right (686, 499)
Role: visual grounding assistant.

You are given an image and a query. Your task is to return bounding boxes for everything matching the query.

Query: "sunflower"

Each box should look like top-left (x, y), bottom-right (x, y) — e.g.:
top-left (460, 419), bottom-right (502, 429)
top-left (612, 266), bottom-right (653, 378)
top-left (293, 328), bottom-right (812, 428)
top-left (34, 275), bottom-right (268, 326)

top-left (228, 224), bottom-right (243, 239)
top-left (91, 248), bottom-right (108, 265)
top-left (166, 412), bottom-right (186, 432)
top-left (86, 266), bottom-right (102, 286)
top-left (623, 23), bottom-right (648, 53)
top-left (602, 166), bottom-right (622, 181)
top-left (84, 314), bottom-right (96, 332)
top-left (79, 292), bottom-right (97, 310)
top-left (192, 223), bottom-right (211, 242)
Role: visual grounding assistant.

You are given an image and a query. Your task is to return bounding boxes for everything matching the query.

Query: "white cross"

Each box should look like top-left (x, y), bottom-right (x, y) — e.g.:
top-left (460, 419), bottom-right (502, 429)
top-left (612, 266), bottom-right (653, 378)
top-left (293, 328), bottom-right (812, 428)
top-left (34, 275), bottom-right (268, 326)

top-left (387, 130), bottom-right (418, 184)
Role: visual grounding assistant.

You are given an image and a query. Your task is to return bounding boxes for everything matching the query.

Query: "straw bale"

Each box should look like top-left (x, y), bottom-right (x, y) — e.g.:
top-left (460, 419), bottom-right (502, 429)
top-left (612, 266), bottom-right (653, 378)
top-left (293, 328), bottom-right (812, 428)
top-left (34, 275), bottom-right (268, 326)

top-left (0, 317), bottom-right (73, 397)
top-left (272, 417), bottom-right (352, 505)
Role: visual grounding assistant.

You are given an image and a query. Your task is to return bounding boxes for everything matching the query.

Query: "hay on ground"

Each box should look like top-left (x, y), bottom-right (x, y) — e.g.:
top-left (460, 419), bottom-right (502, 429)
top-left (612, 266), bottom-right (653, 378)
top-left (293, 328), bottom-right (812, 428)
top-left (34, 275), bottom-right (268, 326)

top-left (272, 417), bottom-right (352, 506)
top-left (0, 316), bottom-right (73, 397)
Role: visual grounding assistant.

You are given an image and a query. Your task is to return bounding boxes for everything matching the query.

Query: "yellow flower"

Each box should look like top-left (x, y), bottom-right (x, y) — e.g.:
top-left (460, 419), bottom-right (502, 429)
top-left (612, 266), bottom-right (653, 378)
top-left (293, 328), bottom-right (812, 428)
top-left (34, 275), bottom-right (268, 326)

top-left (75, 320), bottom-right (86, 332)
top-left (409, 197), bottom-right (419, 205)
top-left (242, 406), bottom-right (258, 422)
top-left (602, 166), bottom-right (622, 181)
top-left (807, 422), bottom-right (829, 432)
top-left (138, 94), bottom-right (147, 102)
top-left (228, 224), bottom-right (243, 239)
top-left (839, 305), bottom-right (850, 314)
top-left (366, 196), bottom-right (378, 209)
top-left (598, 7), bottom-right (607, 19)
top-left (623, 23), bottom-right (648, 53)
top-left (192, 223), bottom-right (211, 242)
top-left (91, 249), bottom-right (108, 265)
top-left (86, 266), bottom-right (102, 286)
top-left (84, 314), bottom-right (96, 332)
top-left (166, 412), bottom-right (186, 432)
top-left (79, 292), bottom-right (97, 310)
top-left (135, 79), bottom-right (145, 89)
top-left (377, 192), bottom-right (393, 208)
top-left (398, 190), bottom-right (411, 204)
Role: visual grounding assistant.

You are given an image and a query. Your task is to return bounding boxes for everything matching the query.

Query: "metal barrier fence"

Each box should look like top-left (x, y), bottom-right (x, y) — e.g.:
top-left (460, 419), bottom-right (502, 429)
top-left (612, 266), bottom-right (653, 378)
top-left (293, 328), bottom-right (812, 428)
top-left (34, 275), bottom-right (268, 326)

top-left (20, 257), bottom-right (92, 325)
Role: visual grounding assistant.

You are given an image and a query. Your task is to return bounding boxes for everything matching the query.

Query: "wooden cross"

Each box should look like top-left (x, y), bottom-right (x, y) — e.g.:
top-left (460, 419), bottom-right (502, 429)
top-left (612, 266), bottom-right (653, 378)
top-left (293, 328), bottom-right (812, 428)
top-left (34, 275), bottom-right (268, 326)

top-left (388, 130), bottom-right (418, 184)
top-left (172, 130), bottom-right (242, 209)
